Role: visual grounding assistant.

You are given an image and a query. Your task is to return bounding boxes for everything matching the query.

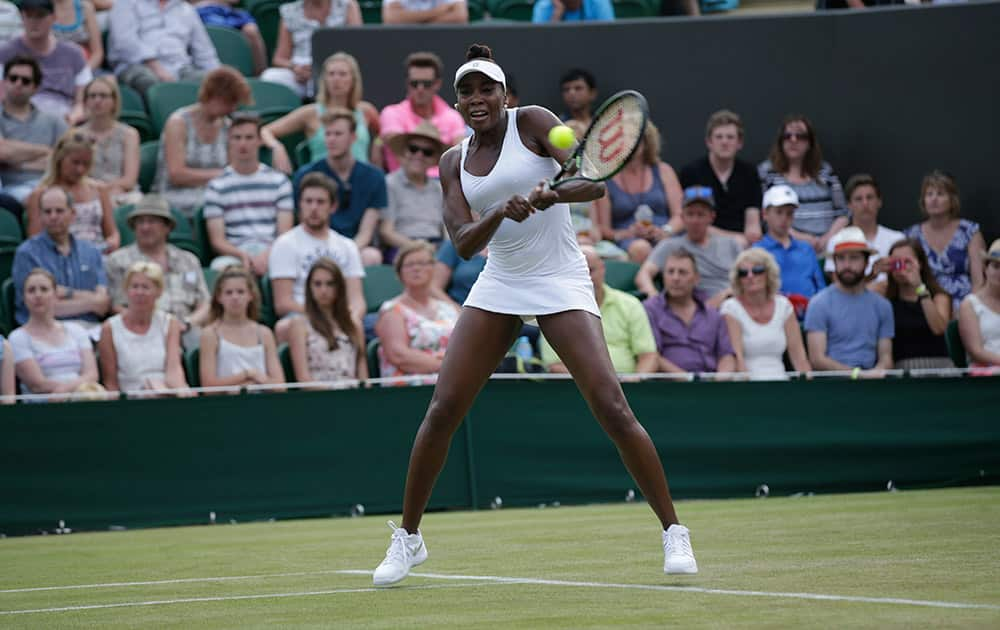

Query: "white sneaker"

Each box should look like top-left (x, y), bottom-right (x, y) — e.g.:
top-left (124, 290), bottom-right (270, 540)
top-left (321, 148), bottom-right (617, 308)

top-left (372, 520), bottom-right (428, 586)
top-left (663, 524), bottom-right (698, 574)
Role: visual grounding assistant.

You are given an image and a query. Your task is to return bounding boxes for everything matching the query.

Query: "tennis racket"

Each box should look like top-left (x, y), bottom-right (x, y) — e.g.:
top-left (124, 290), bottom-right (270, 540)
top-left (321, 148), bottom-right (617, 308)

top-left (548, 90), bottom-right (649, 189)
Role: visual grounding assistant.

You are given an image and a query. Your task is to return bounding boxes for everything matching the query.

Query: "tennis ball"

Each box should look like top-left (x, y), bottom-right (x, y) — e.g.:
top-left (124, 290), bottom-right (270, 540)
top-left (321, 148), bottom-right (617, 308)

top-left (548, 125), bottom-right (575, 150)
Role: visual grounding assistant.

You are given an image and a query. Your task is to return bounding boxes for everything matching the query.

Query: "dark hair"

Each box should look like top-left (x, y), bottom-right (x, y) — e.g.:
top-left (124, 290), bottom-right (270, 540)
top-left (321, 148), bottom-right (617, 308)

top-left (299, 172), bottom-right (339, 205)
top-left (505, 73), bottom-right (518, 99)
top-left (884, 238), bottom-right (946, 302)
top-left (665, 249), bottom-right (699, 274)
top-left (229, 111), bottom-right (262, 133)
top-left (4, 55), bottom-right (41, 85)
top-left (405, 51), bottom-right (444, 78)
top-left (845, 173), bottom-right (881, 200)
top-left (560, 68), bottom-right (596, 90)
top-left (769, 114), bottom-right (823, 180)
top-left (305, 258), bottom-right (362, 354)
top-left (209, 265), bottom-right (261, 323)
top-left (466, 43), bottom-right (494, 61)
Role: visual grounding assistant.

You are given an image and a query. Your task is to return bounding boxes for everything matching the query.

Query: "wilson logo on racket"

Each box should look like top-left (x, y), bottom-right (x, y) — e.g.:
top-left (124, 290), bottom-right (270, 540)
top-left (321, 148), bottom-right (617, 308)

top-left (597, 108), bottom-right (627, 163)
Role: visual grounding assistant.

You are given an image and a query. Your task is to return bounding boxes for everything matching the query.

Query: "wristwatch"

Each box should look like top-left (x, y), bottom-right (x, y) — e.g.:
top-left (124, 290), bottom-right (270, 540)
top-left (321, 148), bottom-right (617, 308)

top-left (915, 284), bottom-right (929, 299)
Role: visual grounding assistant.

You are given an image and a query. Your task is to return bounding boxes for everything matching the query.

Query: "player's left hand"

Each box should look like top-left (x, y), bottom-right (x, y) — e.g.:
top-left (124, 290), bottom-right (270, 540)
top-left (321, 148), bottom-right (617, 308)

top-left (529, 182), bottom-right (559, 210)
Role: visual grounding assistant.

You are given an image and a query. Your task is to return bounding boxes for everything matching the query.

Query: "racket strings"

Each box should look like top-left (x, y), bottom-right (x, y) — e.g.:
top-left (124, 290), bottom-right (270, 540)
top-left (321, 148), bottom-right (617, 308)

top-left (581, 95), bottom-right (646, 180)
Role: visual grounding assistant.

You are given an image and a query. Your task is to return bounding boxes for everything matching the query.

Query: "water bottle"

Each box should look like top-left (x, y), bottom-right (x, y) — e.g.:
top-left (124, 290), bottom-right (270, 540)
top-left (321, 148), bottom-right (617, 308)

top-left (514, 336), bottom-right (533, 361)
top-left (634, 204), bottom-right (653, 227)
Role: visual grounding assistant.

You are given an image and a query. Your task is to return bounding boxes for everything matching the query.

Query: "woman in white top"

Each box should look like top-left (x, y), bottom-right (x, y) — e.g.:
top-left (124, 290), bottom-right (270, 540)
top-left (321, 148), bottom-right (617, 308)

top-left (958, 239), bottom-right (1000, 369)
top-left (97, 261), bottom-right (188, 394)
top-left (25, 130), bottom-right (119, 254)
top-left (721, 248), bottom-right (810, 380)
top-left (0, 334), bottom-right (15, 403)
top-left (372, 45), bottom-right (697, 587)
top-left (9, 268), bottom-right (99, 396)
top-left (76, 77), bottom-right (141, 206)
top-left (199, 266), bottom-right (285, 390)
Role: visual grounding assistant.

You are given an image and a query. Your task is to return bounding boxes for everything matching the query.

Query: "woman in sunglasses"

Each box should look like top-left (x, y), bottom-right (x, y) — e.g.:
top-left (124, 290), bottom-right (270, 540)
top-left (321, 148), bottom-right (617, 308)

top-left (758, 115), bottom-right (847, 255)
top-left (721, 248), bottom-right (810, 380)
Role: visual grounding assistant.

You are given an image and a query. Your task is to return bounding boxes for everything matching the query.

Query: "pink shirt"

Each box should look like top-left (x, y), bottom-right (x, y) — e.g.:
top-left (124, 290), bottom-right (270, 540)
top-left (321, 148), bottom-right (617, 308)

top-left (379, 94), bottom-right (467, 176)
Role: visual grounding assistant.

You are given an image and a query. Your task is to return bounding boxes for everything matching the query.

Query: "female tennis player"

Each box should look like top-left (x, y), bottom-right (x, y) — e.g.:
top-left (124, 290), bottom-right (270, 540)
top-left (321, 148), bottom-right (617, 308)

top-left (373, 44), bottom-right (698, 586)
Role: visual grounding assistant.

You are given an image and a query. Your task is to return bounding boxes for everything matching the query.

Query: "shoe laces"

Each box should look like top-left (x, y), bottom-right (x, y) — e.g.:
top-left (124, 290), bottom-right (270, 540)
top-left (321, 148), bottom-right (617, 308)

top-left (384, 520), bottom-right (411, 563)
top-left (667, 527), bottom-right (693, 556)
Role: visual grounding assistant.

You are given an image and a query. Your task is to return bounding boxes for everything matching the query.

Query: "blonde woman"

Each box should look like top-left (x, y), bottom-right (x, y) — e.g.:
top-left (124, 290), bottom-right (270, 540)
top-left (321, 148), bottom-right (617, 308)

top-left (97, 261), bottom-right (188, 394)
top-left (720, 248), bottom-right (810, 380)
top-left (25, 130), bottom-right (119, 253)
top-left (76, 77), bottom-right (141, 206)
top-left (958, 239), bottom-right (1000, 370)
top-left (262, 51), bottom-right (380, 173)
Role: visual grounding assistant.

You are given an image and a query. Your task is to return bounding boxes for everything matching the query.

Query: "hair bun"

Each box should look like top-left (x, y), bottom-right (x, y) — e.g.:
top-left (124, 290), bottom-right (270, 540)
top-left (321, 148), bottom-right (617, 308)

top-left (466, 44), bottom-right (494, 62)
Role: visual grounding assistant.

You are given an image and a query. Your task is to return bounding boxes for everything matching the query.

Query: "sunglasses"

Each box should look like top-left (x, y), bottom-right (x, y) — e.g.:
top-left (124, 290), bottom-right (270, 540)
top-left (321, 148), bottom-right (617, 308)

top-left (6, 74), bottom-right (34, 86)
top-left (683, 186), bottom-right (714, 204)
top-left (408, 79), bottom-right (435, 89)
top-left (737, 265), bottom-right (767, 278)
top-left (782, 131), bottom-right (810, 142)
top-left (407, 144), bottom-right (435, 157)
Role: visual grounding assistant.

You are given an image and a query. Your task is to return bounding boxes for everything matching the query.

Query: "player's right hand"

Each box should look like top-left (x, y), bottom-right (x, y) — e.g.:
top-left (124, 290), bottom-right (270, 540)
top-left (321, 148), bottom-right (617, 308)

top-left (502, 195), bottom-right (535, 222)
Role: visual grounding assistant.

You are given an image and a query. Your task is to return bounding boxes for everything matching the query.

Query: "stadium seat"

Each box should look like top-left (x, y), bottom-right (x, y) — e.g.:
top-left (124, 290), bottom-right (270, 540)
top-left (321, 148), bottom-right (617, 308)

top-left (184, 346), bottom-right (200, 387)
top-left (139, 140), bottom-right (160, 194)
top-left (192, 206), bottom-right (213, 267)
top-left (245, 79), bottom-right (302, 125)
top-left (0, 246), bottom-right (15, 289)
top-left (700, 0), bottom-right (738, 11)
top-left (120, 111), bottom-right (156, 144)
top-left (0, 208), bottom-right (22, 246)
top-left (119, 83), bottom-right (146, 114)
top-left (1, 277), bottom-right (15, 335)
top-left (203, 267), bottom-right (219, 293)
top-left (487, 0), bottom-right (535, 21)
top-left (278, 342), bottom-right (294, 382)
top-left (294, 139), bottom-right (311, 170)
top-left (603, 259), bottom-right (641, 294)
top-left (612, 0), bottom-right (657, 17)
top-left (366, 337), bottom-right (380, 378)
top-left (147, 82), bottom-right (200, 135)
top-left (468, 0), bottom-right (486, 20)
top-left (359, 0), bottom-right (381, 23)
top-left (362, 265), bottom-right (403, 314)
top-left (206, 26), bottom-right (256, 77)
top-left (258, 274), bottom-right (276, 327)
top-left (945, 319), bottom-right (968, 368)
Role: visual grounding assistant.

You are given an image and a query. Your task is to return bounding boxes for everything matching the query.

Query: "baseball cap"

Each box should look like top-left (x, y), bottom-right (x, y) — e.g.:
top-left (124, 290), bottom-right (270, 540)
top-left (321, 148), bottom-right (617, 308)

top-left (682, 186), bottom-right (715, 210)
top-left (762, 184), bottom-right (799, 209)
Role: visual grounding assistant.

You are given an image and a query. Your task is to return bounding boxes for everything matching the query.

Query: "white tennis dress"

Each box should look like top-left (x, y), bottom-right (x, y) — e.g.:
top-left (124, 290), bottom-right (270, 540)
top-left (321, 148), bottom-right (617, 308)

top-left (460, 108), bottom-right (599, 321)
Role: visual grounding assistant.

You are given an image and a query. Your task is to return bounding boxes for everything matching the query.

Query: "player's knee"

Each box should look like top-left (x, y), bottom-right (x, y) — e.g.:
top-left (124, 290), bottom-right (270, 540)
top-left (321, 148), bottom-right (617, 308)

top-left (423, 394), bottom-right (465, 433)
top-left (628, 239), bottom-right (652, 264)
top-left (594, 395), bottom-right (636, 440)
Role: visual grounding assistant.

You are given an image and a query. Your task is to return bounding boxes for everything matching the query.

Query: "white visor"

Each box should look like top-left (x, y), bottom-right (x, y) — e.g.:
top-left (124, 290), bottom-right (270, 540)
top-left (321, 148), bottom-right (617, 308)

top-left (453, 59), bottom-right (506, 92)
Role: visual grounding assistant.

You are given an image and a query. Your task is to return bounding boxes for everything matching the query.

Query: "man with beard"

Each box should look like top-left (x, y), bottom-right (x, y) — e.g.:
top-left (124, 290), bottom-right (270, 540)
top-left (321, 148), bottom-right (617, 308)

top-left (804, 226), bottom-right (894, 376)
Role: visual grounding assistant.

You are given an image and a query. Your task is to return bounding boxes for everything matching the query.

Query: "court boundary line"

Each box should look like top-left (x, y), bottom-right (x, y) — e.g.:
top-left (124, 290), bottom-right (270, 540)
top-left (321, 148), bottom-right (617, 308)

top-left (0, 570), bottom-right (348, 594)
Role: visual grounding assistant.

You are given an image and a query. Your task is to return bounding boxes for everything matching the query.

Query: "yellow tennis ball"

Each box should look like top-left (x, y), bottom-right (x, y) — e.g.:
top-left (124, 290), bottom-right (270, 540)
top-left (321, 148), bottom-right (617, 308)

top-left (548, 125), bottom-right (575, 150)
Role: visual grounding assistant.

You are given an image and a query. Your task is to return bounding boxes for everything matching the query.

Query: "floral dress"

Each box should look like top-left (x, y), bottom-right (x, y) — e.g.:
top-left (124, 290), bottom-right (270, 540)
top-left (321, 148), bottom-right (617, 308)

top-left (905, 219), bottom-right (980, 313)
top-left (377, 297), bottom-right (458, 378)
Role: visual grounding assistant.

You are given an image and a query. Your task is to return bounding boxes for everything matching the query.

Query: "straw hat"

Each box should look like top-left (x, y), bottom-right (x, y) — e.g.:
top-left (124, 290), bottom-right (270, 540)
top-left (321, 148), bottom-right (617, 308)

top-left (386, 121), bottom-right (446, 159)
top-left (980, 238), bottom-right (1000, 263)
top-left (829, 226), bottom-right (876, 255)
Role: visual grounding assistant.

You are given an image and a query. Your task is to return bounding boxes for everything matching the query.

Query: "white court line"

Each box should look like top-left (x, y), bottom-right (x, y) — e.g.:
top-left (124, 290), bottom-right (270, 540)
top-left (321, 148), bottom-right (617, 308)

top-left (0, 582), bottom-right (483, 615)
top-left (0, 570), bottom-right (347, 594)
top-left (337, 570), bottom-right (1000, 611)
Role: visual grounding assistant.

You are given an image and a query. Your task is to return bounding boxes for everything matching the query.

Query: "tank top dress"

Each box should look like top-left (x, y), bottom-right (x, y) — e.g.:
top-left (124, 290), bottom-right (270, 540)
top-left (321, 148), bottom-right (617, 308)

top-left (606, 166), bottom-right (669, 231)
top-left (966, 294), bottom-right (1000, 361)
top-left (69, 195), bottom-right (105, 251)
top-left (460, 108), bottom-right (599, 323)
top-left (215, 327), bottom-right (267, 378)
top-left (305, 319), bottom-right (358, 381)
top-left (308, 104), bottom-right (371, 164)
top-left (109, 311), bottom-right (170, 391)
top-left (154, 106), bottom-right (230, 219)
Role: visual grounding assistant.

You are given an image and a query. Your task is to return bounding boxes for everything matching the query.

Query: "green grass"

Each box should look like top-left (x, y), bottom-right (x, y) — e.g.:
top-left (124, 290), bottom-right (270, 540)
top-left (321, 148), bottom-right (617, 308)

top-left (2, 487), bottom-right (999, 628)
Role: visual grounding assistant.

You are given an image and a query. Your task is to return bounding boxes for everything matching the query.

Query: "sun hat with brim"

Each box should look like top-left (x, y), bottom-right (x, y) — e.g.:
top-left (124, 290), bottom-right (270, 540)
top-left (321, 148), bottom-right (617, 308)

top-left (981, 238), bottom-right (1000, 263)
top-left (829, 226), bottom-right (877, 255)
top-left (127, 195), bottom-right (176, 230)
top-left (386, 121), bottom-right (447, 159)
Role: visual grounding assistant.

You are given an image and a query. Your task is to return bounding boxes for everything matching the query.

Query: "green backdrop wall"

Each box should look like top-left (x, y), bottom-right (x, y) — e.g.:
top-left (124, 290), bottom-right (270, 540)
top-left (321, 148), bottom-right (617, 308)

top-left (2, 377), bottom-right (998, 536)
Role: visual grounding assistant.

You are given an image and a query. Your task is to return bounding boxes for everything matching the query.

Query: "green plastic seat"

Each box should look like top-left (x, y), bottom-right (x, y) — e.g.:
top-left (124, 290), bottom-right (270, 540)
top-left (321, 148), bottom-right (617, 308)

top-left (119, 83), bottom-right (147, 114)
top-left (139, 140), bottom-right (160, 194)
top-left (147, 82), bottom-right (200, 135)
top-left (120, 111), bottom-right (156, 144)
top-left (294, 139), bottom-right (312, 169)
top-left (1, 277), bottom-right (16, 336)
top-left (245, 79), bottom-right (302, 124)
top-left (487, 0), bottom-right (535, 21)
top-left (0, 246), bottom-right (15, 294)
top-left (603, 259), bottom-right (641, 294)
top-left (612, 0), bottom-right (657, 17)
top-left (468, 0), bottom-right (486, 20)
top-left (359, 0), bottom-right (381, 23)
top-left (0, 208), bottom-right (22, 245)
top-left (258, 274), bottom-right (276, 327)
top-left (278, 342), bottom-right (295, 382)
top-left (192, 206), bottom-right (213, 267)
top-left (184, 346), bottom-right (201, 388)
top-left (362, 265), bottom-right (403, 314)
top-left (366, 337), bottom-right (380, 379)
top-left (206, 26), bottom-right (256, 77)
top-left (945, 319), bottom-right (968, 368)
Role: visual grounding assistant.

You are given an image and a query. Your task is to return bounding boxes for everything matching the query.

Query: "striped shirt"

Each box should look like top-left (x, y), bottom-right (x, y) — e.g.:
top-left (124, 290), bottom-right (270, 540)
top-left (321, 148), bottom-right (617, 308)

top-left (203, 164), bottom-right (294, 250)
top-left (758, 160), bottom-right (847, 236)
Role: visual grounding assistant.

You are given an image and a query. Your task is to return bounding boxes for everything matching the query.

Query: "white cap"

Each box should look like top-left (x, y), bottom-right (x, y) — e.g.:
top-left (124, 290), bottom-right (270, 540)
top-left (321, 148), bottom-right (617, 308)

top-left (762, 184), bottom-right (799, 209)
top-left (453, 59), bottom-right (506, 92)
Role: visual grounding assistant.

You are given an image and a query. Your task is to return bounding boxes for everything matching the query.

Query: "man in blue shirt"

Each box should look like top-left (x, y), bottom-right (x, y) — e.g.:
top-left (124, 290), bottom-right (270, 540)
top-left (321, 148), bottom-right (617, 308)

top-left (292, 108), bottom-right (387, 266)
top-left (804, 226), bottom-right (894, 374)
top-left (532, 0), bottom-right (614, 22)
top-left (11, 186), bottom-right (109, 325)
top-left (755, 185), bottom-right (826, 299)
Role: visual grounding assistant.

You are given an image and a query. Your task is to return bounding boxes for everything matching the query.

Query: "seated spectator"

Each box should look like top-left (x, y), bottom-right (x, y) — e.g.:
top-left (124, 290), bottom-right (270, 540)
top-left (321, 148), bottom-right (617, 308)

top-left (758, 114), bottom-right (847, 254)
top-left (194, 0), bottom-right (268, 76)
top-left (288, 257), bottom-right (367, 384)
top-left (883, 237), bottom-right (952, 370)
top-left (379, 51), bottom-right (466, 175)
top-left (382, 0), bottom-right (467, 22)
top-left (0, 0), bottom-right (23, 42)
top-left (76, 77), bottom-right (141, 207)
top-left (904, 170), bottom-right (986, 314)
top-left (958, 239), bottom-right (1000, 369)
top-left (532, 0), bottom-right (614, 22)
top-left (0, 0), bottom-right (90, 123)
top-left (107, 0), bottom-right (219, 98)
top-left (25, 130), bottom-right (119, 253)
top-left (259, 0), bottom-right (361, 99)
top-left (268, 172), bottom-right (365, 341)
top-left (292, 107), bottom-right (386, 265)
top-left (8, 267), bottom-right (99, 395)
top-left (199, 265), bottom-right (285, 390)
top-left (679, 109), bottom-right (762, 246)
top-left (203, 112), bottom-right (293, 274)
top-left (154, 66), bottom-right (252, 220)
top-left (375, 240), bottom-right (459, 378)
top-left (592, 122), bottom-right (682, 263)
top-left (52, 0), bottom-right (102, 71)
top-left (805, 227), bottom-right (894, 375)
top-left (105, 196), bottom-right (211, 346)
top-left (0, 333), bottom-right (14, 402)
top-left (642, 249), bottom-right (735, 374)
top-left (559, 68), bottom-right (597, 129)
top-left (434, 239), bottom-right (484, 306)
top-left (636, 186), bottom-right (742, 307)
top-left (540, 246), bottom-right (657, 374)
top-left (12, 185), bottom-right (109, 326)
top-left (0, 55), bottom-right (67, 201)
top-left (263, 52), bottom-right (381, 174)
top-left (825, 174), bottom-right (903, 286)
top-left (96, 260), bottom-right (189, 393)
top-left (721, 248), bottom-right (809, 380)
top-left (380, 122), bottom-right (446, 261)
top-left (755, 184), bottom-right (825, 299)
